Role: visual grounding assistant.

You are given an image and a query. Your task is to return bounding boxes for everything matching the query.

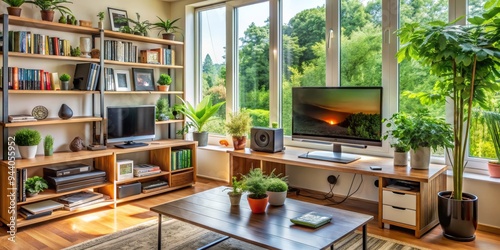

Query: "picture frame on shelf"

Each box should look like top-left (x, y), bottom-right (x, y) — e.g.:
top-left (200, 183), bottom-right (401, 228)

top-left (108, 8), bottom-right (128, 32)
top-left (114, 69), bottom-right (131, 91)
top-left (132, 68), bottom-right (155, 91)
top-left (117, 160), bottom-right (134, 181)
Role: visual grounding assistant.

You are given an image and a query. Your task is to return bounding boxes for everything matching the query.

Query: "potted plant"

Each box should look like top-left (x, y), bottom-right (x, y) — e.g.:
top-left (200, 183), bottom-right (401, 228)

top-left (97, 11), bottom-right (104, 29)
top-left (266, 170), bottom-right (288, 206)
top-left (24, 176), bottom-right (48, 197)
top-left (3, 0), bottom-right (25, 17)
top-left (484, 111), bottom-right (500, 178)
top-left (26, 0), bottom-right (73, 22)
top-left (43, 135), bottom-right (53, 156)
top-left (225, 110), bottom-right (252, 150)
top-left (118, 12), bottom-right (151, 36)
top-left (397, 5), bottom-right (500, 240)
top-left (382, 112), bottom-right (412, 167)
top-left (223, 176), bottom-right (245, 206)
top-left (241, 168), bottom-right (268, 213)
top-left (157, 73), bottom-right (172, 91)
top-left (177, 95), bottom-right (225, 146)
top-left (153, 16), bottom-right (181, 40)
top-left (156, 97), bottom-right (170, 121)
top-left (14, 128), bottom-right (41, 159)
top-left (59, 73), bottom-right (70, 90)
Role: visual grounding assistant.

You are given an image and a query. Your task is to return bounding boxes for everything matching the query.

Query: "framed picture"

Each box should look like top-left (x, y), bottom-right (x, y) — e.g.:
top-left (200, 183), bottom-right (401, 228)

top-left (132, 68), bottom-right (155, 91)
top-left (114, 69), bottom-right (131, 91)
top-left (108, 8), bottom-right (128, 32)
top-left (117, 160), bottom-right (134, 181)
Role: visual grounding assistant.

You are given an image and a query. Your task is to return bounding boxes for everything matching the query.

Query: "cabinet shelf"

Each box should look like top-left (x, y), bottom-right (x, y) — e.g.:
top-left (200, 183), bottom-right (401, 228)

top-left (1, 15), bottom-right (99, 35)
top-left (116, 184), bottom-right (191, 204)
top-left (17, 182), bottom-right (113, 205)
top-left (171, 167), bottom-right (194, 173)
top-left (103, 30), bottom-right (184, 46)
top-left (103, 59), bottom-right (183, 69)
top-left (156, 119), bottom-right (183, 125)
top-left (105, 91), bottom-right (183, 95)
top-left (8, 90), bottom-right (99, 95)
top-left (116, 171), bottom-right (169, 185)
top-left (3, 52), bottom-right (100, 63)
top-left (6, 150), bottom-right (112, 169)
top-left (2, 116), bottom-right (103, 127)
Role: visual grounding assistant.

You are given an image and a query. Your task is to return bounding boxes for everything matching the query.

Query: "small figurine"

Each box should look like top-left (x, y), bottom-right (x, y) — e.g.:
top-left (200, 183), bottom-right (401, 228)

top-left (219, 139), bottom-right (229, 147)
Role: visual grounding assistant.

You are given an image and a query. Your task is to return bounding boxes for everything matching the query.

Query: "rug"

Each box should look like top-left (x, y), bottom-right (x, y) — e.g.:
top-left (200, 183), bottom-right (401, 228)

top-left (65, 219), bottom-right (427, 250)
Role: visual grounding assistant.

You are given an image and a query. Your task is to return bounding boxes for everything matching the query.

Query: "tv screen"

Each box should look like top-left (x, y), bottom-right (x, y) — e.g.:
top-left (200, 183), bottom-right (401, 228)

top-left (292, 87), bottom-right (382, 147)
top-left (107, 105), bottom-right (156, 147)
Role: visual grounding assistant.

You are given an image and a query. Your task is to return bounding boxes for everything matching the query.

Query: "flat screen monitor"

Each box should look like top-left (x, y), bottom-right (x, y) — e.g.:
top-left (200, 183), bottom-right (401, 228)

top-left (107, 105), bottom-right (156, 148)
top-left (292, 86), bottom-right (382, 163)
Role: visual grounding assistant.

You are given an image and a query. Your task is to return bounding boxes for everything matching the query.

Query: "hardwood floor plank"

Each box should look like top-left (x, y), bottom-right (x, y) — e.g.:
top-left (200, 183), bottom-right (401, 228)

top-left (0, 177), bottom-right (498, 249)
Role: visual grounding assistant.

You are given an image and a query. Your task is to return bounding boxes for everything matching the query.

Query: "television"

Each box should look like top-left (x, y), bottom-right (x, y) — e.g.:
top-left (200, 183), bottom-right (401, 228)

top-left (292, 86), bottom-right (383, 163)
top-left (107, 105), bottom-right (156, 148)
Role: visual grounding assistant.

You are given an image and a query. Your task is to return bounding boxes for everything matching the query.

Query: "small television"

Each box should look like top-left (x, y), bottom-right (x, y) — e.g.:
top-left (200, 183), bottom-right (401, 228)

top-left (292, 86), bottom-right (383, 163)
top-left (107, 105), bottom-right (156, 148)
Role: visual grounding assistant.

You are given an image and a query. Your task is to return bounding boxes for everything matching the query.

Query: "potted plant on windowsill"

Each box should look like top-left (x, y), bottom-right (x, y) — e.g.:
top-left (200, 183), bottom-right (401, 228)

top-left (157, 73), bottom-right (172, 91)
top-left (397, 4), bottom-right (500, 241)
top-left (14, 128), bottom-right (41, 159)
top-left (177, 95), bottom-right (225, 147)
top-left (484, 111), bottom-right (500, 178)
top-left (382, 112), bottom-right (411, 166)
top-left (24, 176), bottom-right (48, 197)
top-left (224, 176), bottom-right (245, 206)
top-left (266, 170), bottom-right (288, 206)
top-left (242, 168), bottom-right (268, 213)
top-left (26, 0), bottom-right (73, 22)
top-left (153, 16), bottom-right (181, 40)
top-left (225, 110), bottom-right (252, 150)
top-left (3, 0), bottom-right (25, 17)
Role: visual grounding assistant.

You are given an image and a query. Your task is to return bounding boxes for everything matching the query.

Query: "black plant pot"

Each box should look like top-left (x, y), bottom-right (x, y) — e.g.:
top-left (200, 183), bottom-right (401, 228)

top-left (438, 191), bottom-right (478, 241)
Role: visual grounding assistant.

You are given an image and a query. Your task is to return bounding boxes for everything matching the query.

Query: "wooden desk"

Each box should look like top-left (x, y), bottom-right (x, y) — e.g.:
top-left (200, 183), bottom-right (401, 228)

top-left (228, 147), bottom-right (447, 238)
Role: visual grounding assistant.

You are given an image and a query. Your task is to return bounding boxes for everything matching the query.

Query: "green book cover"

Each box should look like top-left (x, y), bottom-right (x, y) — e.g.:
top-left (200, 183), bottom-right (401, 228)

top-left (290, 212), bottom-right (332, 228)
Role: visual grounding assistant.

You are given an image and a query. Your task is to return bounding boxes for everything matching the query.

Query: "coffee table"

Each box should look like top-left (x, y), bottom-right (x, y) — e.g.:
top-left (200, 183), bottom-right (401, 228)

top-left (150, 187), bottom-right (373, 249)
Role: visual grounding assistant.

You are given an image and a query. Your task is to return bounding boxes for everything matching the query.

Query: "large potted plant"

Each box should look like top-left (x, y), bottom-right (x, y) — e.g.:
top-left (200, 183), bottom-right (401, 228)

top-left (484, 111), bottom-right (500, 177)
top-left (14, 128), bottom-right (41, 159)
top-left (241, 168), bottom-right (268, 213)
top-left (397, 5), bottom-right (500, 241)
top-left (225, 110), bottom-right (252, 150)
top-left (3, 0), bottom-right (25, 16)
top-left (177, 95), bottom-right (225, 147)
top-left (153, 16), bottom-right (181, 40)
top-left (26, 0), bottom-right (73, 22)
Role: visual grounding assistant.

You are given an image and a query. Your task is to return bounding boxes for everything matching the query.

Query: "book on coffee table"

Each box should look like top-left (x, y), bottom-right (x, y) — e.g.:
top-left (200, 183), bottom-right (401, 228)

top-left (290, 211), bottom-right (332, 228)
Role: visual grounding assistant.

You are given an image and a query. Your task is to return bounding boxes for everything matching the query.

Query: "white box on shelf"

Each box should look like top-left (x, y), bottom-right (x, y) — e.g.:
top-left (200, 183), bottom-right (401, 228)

top-left (117, 160), bottom-right (134, 181)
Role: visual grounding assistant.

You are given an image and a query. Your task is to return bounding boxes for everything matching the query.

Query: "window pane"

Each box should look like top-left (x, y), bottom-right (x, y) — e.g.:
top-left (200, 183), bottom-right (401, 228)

top-left (237, 2), bottom-right (270, 127)
top-left (340, 0), bottom-right (382, 87)
top-left (198, 6), bottom-right (226, 134)
top-left (282, 0), bottom-right (326, 135)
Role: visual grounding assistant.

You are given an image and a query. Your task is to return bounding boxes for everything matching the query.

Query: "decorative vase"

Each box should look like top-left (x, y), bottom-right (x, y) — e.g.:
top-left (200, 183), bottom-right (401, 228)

top-left (232, 136), bottom-right (246, 150)
top-left (70, 137), bottom-right (85, 152)
top-left (266, 191), bottom-right (287, 206)
top-left (158, 85), bottom-right (169, 91)
top-left (58, 104), bottom-right (73, 119)
top-left (80, 37), bottom-right (91, 58)
top-left (162, 33), bottom-right (175, 40)
top-left (393, 151), bottom-right (408, 166)
top-left (41, 10), bottom-right (55, 22)
top-left (410, 147), bottom-right (430, 170)
top-left (193, 131), bottom-right (208, 147)
top-left (61, 81), bottom-right (69, 90)
top-left (228, 192), bottom-right (242, 206)
top-left (438, 191), bottom-right (478, 241)
top-left (247, 195), bottom-right (269, 213)
top-left (7, 7), bottom-right (22, 17)
top-left (18, 145), bottom-right (37, 159)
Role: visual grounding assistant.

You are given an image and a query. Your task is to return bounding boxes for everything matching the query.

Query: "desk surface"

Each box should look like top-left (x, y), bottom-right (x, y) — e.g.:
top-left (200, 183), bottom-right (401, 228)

top-left (228, 147), bottom-right (447, 183)
top-left (151, 187), bottom-right (373, 250)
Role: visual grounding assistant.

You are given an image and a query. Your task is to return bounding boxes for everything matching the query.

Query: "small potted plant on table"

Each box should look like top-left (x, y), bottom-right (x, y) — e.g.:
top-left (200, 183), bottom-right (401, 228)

top-left (157, 73), bottom-right (172, 91)
top-left (224, 176), bottom-right (245, 206)
top-left (382, 112), bottom-right (412, 166)
top-left (225, 110), bottom-right (252, 150)
top-left (24, 176), bottom-right (48, 197)
top-left (15, 128), bottom-right (41, 159)
top-left (242, 168), bottom-right (268, 213)
top-left (266, 171), bottom-right (288, 206)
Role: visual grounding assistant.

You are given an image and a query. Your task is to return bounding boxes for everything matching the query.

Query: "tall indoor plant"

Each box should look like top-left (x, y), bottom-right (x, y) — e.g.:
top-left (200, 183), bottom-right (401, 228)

top-left (225, 110), bottom-right (252, 150)
top-left (397, 4), bottom-right (500, 241)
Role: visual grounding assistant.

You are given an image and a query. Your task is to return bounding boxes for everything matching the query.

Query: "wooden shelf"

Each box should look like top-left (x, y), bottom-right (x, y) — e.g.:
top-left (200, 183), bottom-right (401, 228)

top-left (116, 171), bottom-right (169, 185)
top-left (17, 182), bottom-right (113, 205)
top-left (105, 91), bottom-right (183, 95)
top-left (2, 116), bottom-right (103, 127)
top-left (1, 15), bottom-right (99, 35)
top-left (103, 60), bottom-right (183, 69)
top-left (103, 30), bottom-right (184, 46)
top-left (8, 90), bottom-right (99, 95)
top-left (2, 150), bottom-right (112, 169)
top-left (171, 167), bottom-right (194, 173)
top-left (3, 52), bottom-right (100, 62)
top-left (156, 119), bottom-right (183, 125)
top-left (116, 184), bottom-right (191, 204)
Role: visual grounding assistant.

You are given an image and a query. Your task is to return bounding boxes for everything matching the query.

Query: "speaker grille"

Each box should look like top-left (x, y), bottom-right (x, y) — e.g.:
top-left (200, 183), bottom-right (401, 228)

top-left (254, 130), bottom-right (270, 148)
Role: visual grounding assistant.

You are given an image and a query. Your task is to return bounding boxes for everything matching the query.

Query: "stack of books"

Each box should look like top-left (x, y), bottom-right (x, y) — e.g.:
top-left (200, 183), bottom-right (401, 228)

top-left (43, 164), bottom-right (107, 193)
top-left (134, 164), bottom-right (161, 177)
top-left (57, 191), bottom-right (110, 211)
top-left (19, 200), bottom-right (64, 220)
top-left (8, 114), bottom-right (36, 123)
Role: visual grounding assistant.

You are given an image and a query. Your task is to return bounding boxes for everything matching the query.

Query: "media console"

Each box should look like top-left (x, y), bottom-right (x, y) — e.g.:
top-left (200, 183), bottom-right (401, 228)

top-left (228, 147), bottom-right (447, 238)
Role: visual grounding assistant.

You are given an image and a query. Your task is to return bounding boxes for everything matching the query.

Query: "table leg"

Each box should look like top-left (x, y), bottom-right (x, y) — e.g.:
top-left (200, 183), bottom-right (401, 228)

top-left (158, 214), bottom-right (162, 249)
top-left (362, 224), bottom-right (367, 250)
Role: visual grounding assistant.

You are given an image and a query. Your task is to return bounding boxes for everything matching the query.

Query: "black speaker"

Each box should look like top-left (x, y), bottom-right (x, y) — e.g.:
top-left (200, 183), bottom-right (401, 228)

top-left (250, 127), bottom-right (284, 153)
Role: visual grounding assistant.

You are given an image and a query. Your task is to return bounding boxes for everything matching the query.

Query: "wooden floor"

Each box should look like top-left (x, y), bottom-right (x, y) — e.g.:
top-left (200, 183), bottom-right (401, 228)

top-left (1, 177), bottom-right (499, 250)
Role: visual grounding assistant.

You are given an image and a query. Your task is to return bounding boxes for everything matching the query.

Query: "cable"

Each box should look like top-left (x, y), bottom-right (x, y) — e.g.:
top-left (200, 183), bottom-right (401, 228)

top-left (296, 174), bottom-right (363, 206)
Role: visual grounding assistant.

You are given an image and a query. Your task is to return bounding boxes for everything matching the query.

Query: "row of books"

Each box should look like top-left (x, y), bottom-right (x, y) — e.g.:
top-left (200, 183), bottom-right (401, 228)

top-left (102, 40), bottom-right (138, 63)
top-left (171, 149), bottom-right (192, 171)
top-left (139, 48), bottom-right (176, 65)
top-left (2, 67), bottom-right (57, 90)
top-left (8, 31), bottom-right (72, 56)
top-left (73, 63), bottom-right (101, 91)
top-left (15, 169), bottom-right (28, 202)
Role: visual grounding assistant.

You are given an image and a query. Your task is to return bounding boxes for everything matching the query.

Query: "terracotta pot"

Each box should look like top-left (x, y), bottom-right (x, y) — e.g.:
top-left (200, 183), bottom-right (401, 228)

top-left (162, 33), bottom-right (175, 40)
top-left (41, 10), bottom-right (55, 22)
top-left (247, 195), bottom-right (268, 213)
top-left (232, 136), bottom-right (246, 150)
top-left (7, 7), bottom-right (22, 17)
top-left (158, 85), bottom-right (169, 91)
top-left (487, 161), bottom-right (500, 178)
top-left (438, 191), bottom-right (478, 241)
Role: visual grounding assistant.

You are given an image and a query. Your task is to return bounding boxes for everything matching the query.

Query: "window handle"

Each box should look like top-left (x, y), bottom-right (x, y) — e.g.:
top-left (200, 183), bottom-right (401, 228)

top-left (384, 29), bottom-right (391, 44)
top-left (327, 29), bottom-right (334, 49)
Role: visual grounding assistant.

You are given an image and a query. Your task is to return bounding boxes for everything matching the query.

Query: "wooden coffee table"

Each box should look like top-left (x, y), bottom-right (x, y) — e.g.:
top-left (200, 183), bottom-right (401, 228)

top-left (150, 187), bottom-right (373, 249)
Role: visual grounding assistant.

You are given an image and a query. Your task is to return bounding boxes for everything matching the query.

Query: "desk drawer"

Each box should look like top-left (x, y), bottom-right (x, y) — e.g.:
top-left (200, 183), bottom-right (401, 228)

top-left (383, 190), bottom-right (416, 209)
top-left (383, 205), bottom-right (416, 226)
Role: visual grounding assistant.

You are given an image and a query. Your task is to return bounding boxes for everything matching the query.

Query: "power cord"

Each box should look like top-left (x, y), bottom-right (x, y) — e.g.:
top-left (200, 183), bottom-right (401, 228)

top-left (296, 174), bottom-right (363, 206)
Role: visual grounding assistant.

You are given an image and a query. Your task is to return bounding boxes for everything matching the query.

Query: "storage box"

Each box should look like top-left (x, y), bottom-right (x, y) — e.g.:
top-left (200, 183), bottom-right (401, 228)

top-left (117, 182), bottom-right (141, 199)
top-left (171, 171), bottom-right (194, 187)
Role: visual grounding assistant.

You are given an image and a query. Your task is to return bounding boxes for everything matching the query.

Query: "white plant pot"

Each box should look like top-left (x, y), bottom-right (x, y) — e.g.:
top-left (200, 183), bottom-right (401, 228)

top-left (410, 147), bottom-right (430, 170)
top-left (18, 145), bottom-right (37, 159)
top-left (266, 190), bottom-right (287, 206)
top-left (393, 151), bottom-right (408, 166)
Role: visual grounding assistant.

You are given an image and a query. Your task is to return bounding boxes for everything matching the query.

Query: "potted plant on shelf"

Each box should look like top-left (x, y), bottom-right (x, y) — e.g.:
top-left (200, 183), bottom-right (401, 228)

top-left (224, 176), bottom-right (245, 206)
top-left (157, 73), bottom-right (172, 91)
top-left (24, 176), bottom-right (48, 197)
top-left (484, 111), bottom-right (500, 178)
top-left (177, 95), bottom-right (225, 147)
top-left (397, 5), bottom-right (500, 241)
top-left (14, 128), bottom-right (41, 159)
top-left (242, 168), bottom-right (268, 213)
top-left (382, 112), bottom-right (412, 167)
top-left (26, 0), bottom-right (73, 22)
top-left (3, 0), bottom-right (25, 17)
top-left (266, 170), bottom-right (288, 206)
top-left (97, 11), bottom-right (104, 29)
top-left (118, 12), bottom-right (151, 36)
top-left (153, 16), bottom-right (181, 40)
top-left (225, 110), bottom-right (252, 150)
top-left (156, 97), bottom-right (170, 121)
top-left (59, 73), bottom-right (70, 90)
top-left (43, 135), bottom-right (54, 156)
